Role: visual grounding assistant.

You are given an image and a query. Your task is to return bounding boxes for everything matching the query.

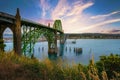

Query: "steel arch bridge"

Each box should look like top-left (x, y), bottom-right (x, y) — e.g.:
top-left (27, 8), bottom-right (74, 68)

top-left (0, 8), bottom-right (65, 57)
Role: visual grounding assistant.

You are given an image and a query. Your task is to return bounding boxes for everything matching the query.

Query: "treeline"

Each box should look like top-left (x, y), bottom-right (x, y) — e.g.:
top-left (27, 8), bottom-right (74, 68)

top-left (0, 51), bottom-right (120, 80)
top-left (66, 33), bottom-right (120, 39)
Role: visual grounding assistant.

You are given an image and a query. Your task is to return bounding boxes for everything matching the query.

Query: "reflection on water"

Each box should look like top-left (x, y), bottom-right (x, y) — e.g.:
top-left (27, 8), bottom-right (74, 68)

top-left (4, 39), bottom-right (120, 64)
top-left (48, 53), bottom-right (57, 60)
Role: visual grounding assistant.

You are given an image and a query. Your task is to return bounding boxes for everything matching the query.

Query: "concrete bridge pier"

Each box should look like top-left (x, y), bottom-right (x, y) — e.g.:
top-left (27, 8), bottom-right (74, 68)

top-left (59, 34), bottom-right (64, 56)
top-left (0, 8), bottom-right (21, 55)
top-left (48, 30), bottom-right (58, 59)
top-left (54, 31), bottom-right (57, 54)
top-left (13, 8), bottom-right (21, 55)
top-left (0, 26), bottom-right (6, 51)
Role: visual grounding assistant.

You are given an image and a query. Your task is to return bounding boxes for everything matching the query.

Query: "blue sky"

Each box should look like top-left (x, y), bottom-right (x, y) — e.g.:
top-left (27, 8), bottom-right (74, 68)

top-left (0, 0), bottom-right (120, 33)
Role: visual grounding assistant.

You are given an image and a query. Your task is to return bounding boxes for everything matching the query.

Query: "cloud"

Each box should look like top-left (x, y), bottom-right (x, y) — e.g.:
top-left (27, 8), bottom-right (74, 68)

top-left (51, 0), bottom-right (93, 19)
top-left (66, 10), bottom-right (120, 33)
top-left (67, 2), bottom-right (93, 17)
top-left (51, 0), bottom-right (94, 33)
top-left (108, 29), bottom-right (120, 33)
top-left (39, 0), bottom-right (120, 33)
top-left (101, 29), bottom-right (120, 34)
top-left (40, 0), bottom-right (50, 18)
top-left (90, 11), bottom-right (120, 19)
top-left (75, 18), bottom-right (120, 32)
top-left (51, 0), bottom-right (69, 19)
top-left (39, 0), bottom-right (54, 26)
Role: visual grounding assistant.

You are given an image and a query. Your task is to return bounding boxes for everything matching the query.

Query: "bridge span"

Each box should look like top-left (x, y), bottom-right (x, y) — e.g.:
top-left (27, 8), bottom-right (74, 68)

top-left (0, 8), bottom-right (65, 58)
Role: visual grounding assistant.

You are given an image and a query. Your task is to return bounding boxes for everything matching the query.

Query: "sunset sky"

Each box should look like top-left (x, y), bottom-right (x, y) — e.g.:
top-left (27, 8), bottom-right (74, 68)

top-left (0, 0), bottom-right (120, 34)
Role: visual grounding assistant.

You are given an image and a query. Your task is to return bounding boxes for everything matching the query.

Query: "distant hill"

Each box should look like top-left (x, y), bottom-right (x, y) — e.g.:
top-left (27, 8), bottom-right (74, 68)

top-left (3, 33), bottom-right (120, 39)
top-left (65, 33), bottom-right (120, 39)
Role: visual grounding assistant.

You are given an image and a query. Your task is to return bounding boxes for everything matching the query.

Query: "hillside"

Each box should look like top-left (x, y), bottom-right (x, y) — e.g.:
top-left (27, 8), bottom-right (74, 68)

top-left (65, 33), bottom-right (120, 39)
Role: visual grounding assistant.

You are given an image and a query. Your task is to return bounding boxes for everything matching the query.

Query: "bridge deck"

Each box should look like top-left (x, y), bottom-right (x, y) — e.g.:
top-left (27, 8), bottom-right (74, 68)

top-left (0, 12), bottom-right (63, 33)
top-left (21, 19), bottom-right (63, 33)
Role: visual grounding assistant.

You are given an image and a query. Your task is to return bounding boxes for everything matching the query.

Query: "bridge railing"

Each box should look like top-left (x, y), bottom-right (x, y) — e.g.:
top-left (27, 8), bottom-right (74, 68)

top-left (0, 12), bottom-right (15, 19)
top-left (21, 19), bottom-right (63, 34)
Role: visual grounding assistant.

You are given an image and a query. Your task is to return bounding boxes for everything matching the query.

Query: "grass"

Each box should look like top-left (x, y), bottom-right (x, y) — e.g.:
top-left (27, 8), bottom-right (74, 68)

top-left (0, 50), bottom-right (120, 80)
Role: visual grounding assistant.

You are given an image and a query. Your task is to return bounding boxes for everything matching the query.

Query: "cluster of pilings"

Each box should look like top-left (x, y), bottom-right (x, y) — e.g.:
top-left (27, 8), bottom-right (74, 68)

top-left (37, 47), bottom-right (44, 52)
top-left (65, 47), bottom-right (82, 54)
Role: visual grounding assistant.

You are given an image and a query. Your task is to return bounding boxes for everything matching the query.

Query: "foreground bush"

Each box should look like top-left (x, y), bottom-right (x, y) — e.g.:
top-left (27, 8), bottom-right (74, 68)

top-left (0, 51), bottom-right (120, 80)
top-left (96, 54), bottom-right (120, 79)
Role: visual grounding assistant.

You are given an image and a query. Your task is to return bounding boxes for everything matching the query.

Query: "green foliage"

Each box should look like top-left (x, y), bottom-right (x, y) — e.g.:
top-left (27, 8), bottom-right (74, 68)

top-left (0, 51), bottom-right (120, 80)
top-left (0, 39), bottom-right (6, 50)
top-left (96, 54), bottom-right (120, 79)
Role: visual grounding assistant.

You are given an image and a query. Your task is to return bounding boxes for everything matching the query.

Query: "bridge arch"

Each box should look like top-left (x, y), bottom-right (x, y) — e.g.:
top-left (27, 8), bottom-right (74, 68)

top-left (0, 8), bottom-right (21, 55)
top-left (0, 24), bottom-right (14, 51)
top-left (21, 20), bottom-right (64, 58)
top-left (0, 9), bottom-right (64, 57)
top-left (21, 26), bottom-right (55, 57)
top-left (3, 27), bottom-right (13, 51)
top-left (2, 26), bottom-right (14, 35)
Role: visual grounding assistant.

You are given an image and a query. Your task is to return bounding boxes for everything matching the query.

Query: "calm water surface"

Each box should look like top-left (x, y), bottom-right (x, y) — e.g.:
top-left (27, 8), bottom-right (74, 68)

top-left (5, 39), bottom-right (120, 64)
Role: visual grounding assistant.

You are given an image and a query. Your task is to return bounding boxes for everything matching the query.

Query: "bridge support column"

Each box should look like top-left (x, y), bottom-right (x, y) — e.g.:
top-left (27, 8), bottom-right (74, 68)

top-left (48, 31), bottom-right (58, 59)
top-left (13, 8), bottom-right (21, 55)
top-left (59, 34), bottom-right (64, 56)
top-left (54, 30), bottom-right (57, 54)
top-left (0, 26), bottom-right (6, 51)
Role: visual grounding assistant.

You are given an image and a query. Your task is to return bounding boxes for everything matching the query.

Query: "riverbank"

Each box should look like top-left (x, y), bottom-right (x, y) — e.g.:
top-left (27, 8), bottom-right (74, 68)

top-left (0, 51), bottom-right (120, 80)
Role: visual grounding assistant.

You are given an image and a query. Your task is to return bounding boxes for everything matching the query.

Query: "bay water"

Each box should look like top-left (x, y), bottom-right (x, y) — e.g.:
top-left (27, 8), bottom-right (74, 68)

top-left (5, 39), bottom-right (120, 64)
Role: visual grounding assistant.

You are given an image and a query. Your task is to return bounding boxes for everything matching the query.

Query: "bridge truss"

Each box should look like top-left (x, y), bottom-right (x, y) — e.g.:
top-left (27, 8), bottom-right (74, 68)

top-left (21, 20), bottom-right (64, 57)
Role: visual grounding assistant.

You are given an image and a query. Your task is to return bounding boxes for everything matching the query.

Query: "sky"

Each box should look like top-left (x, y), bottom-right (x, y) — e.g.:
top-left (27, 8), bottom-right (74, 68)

top-left (0, 0), bottom-right (120, 34)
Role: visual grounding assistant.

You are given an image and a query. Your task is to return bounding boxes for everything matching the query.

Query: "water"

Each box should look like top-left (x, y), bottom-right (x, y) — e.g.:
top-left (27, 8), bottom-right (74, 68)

top-left (5, 39), bottom-right (120, 64)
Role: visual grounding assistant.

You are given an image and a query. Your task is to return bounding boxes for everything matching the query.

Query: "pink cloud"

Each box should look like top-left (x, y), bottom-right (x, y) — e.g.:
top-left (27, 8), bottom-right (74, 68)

top-left (101, 29), bottom-right (120, 34)
top-left (39, 0), bottom-right (120, 33)
top-left (51, 0), bottom-right (94, 33)
top-left (90, 11), bottom-right (120, 19)
top-left (51, 0), bottom-right (69, 19)
top-left (40, 0), bottom-right (51, 17)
